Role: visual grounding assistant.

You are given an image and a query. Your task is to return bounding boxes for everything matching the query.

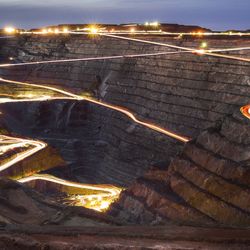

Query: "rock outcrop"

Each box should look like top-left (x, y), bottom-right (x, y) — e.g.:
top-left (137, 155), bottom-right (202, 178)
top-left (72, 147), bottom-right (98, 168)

top-left (108, 107), bottom-right (250, 227)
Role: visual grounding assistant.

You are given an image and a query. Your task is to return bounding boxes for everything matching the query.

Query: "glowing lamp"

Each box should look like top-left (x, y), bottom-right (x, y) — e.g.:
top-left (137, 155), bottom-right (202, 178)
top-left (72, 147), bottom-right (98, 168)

top-left (200, 42), bottom-right (208, 48)
top-left (130, 28), bottom-right (135, 33)
top-left (42, 29), bottom-right (48, 34)
top-left (63, 27), bottom-right (69, 33)
top-left (197, 31), bottom-right (204, 37)
top-left (4, 27), bottom-right (16, 34)
top-left (195, 49), bottom-right (205, 55)
top-left (99, 200), bottom-right (110, 210)
top-left (90, 27), bottom-right (98, 34)
top-left (151, 21), bottom-right (159, 27)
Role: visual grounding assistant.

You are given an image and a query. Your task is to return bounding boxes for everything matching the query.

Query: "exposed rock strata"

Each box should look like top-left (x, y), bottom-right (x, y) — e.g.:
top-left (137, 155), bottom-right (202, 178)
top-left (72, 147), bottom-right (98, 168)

top-left (108, 108), bottom-right (250, 227)
top-left (0, 35), bottom-right (249, 186)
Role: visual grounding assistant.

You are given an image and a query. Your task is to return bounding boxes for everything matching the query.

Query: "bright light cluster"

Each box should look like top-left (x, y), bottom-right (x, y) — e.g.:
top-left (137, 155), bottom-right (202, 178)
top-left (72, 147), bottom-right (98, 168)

top-left (4, 27), bottom-right (16, 34)
top-left (200, 42), bottom-right (208, 49)
top-left (90, 27), bottom-right (98, 34)
top-left (3, 24), bottom-right (250, 37)
top-left (39, 27), bottom-right (69, 34)
top-left (130, 28), bottom-right (136, 33)
top-left (145, 21), bottom-right (160, 27)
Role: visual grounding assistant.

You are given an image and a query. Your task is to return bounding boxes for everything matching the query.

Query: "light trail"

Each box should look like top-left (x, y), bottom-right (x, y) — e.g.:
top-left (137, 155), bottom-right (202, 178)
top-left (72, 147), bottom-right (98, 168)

top-left (0, 77), bottom-right (81, 99)
top-left (0, 135), bottom-right (46, 172)
top-left (0, 97), bottom-right (121, 211)
top-left (70, 31), bottom-right (250, 52)
top-left (0, 134), bottom-right (121, 211)
top-left (1, 47), bottom-right (249, 69)
top-left (82, 96), bottom-right (190, 143)
top-left (0, 74), bottom-right (189, 211)
top-left (0, 29), bottom-right (248, 212)
top-left (0, 36), bottom-right (14, 39)
top-left (19, 174), bottom-right (121, 197)
top-left (97, 33), bottom-right (250, 63)
top-left (0, 78), bottom-right (247, 211)
top-left (0, 51), bottom-right (191, 68)
top-left (0, 77), bottom-right (190, 143)
top-left (210, 47), bottom-right (250, 53)
top-left (241, 105), bottom-right (250, 119)
top-left (0, 96), bottom-right (77, 104)
top-left (20, 30), bottom-right (250, 37)
top-left (0, 141), bottom-right (30, 155)
top-left (0, 32), bottom-right (249, 69)
top-left (69, 29), bottom-right (250, 37)
top-left (18, 174), bottom-right (122, 211)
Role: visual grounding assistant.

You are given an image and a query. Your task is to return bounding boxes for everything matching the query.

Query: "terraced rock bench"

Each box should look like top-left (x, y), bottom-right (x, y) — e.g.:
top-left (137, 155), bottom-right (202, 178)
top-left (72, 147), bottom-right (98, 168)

top-left (108, 107), bottom-right (250, 227)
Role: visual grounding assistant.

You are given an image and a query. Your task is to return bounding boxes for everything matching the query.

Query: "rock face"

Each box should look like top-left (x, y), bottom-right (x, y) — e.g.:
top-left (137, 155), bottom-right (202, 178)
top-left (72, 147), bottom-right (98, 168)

top-left (0, 35), bottom-right (249, 187)
top-left (108, 108), bottom-right (250, 227)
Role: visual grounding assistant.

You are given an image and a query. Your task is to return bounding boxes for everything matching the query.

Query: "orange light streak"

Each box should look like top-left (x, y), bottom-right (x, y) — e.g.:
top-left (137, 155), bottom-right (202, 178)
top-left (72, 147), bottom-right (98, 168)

top-left (99, 33), bottom-right (250, 63)
top-left (0, 79), bottom-right (247, 211)
top-left (0, 51), bottom-right (190, 68)
top-left (241, 105), bottom-right (250, 119)
top-left (0, 135), bottom-right (46, 172)
top-left (0, 77), bottom-right (190, 143)
top-left (0, 135), bottom-right (121, 212)
top-left (19, 174), bottom-right (121, 197)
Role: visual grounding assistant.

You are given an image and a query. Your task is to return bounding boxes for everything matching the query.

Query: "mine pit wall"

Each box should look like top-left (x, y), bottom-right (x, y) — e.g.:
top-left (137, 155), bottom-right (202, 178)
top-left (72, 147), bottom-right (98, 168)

top-left (0, 35), bottom-right (249, 186)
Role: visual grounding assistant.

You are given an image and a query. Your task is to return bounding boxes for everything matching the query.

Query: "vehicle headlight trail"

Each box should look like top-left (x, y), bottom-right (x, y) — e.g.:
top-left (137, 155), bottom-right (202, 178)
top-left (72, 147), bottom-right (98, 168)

top-left (0, 77), bottom-right (190, 143)
top-left (97, 33), bottom-right (250, 63)
top-left (0, 30), bottom-right (248, 211)
top-left (0, 36), bottom-right (14, 39)
top-left (0, 51), bottom-right (192, 68)
top-left (0, 83), bottom-right (248, 211)
top-left (19, 174), bottom-right (121, 197)
top-left (0, 74), bottom-right (190, 211)
top-left (0, 135), bottom-right (46, 172)
top-left (71, 31), bottom-right (250, 55)
top-left (18, 174), bottom-right (122, 211)
top-left (0, 134), bottom-right (121, 212)
top-left (1, 33), bottom-right (249, 68)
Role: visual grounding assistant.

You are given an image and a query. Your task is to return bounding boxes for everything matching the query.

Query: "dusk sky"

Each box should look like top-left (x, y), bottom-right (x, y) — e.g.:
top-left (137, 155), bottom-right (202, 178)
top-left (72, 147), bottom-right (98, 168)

top-left (0, 0), bottom-right (249, 31)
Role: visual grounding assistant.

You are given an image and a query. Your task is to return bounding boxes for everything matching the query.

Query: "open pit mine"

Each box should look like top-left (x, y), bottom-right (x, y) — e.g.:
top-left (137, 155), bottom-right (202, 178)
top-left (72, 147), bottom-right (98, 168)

top-left (0, 27), bottom-right (249, 249)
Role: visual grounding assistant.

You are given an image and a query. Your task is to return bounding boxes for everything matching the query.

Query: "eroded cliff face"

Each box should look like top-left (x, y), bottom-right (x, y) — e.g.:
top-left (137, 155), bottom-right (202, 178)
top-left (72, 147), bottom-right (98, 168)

top-left (0, 34), bottom-right (249, 188)
top-left (108, 108), bottom-right (250, 227)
